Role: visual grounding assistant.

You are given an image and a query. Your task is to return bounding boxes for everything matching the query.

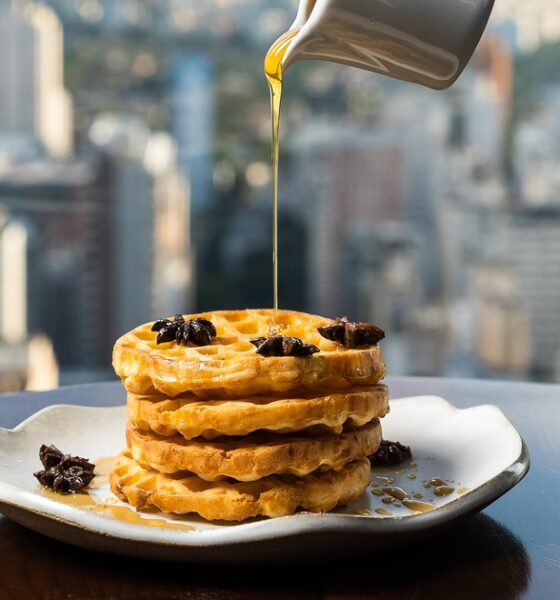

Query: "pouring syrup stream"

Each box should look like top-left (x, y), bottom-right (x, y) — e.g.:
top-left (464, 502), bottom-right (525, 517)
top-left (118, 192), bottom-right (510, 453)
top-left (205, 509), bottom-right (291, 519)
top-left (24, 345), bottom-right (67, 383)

top-left (264, 29), bottom-right (299, 311)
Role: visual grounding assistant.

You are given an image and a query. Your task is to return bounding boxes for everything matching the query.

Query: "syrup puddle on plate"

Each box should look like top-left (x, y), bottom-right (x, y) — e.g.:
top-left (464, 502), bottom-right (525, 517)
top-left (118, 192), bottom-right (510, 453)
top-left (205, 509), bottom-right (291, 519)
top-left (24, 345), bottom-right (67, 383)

top-left (354, 455), bottom-right (470, 518)
top-left (39, 456), bottom-right (195, 532)
top-left (41, 455), bottom-right (470, 525)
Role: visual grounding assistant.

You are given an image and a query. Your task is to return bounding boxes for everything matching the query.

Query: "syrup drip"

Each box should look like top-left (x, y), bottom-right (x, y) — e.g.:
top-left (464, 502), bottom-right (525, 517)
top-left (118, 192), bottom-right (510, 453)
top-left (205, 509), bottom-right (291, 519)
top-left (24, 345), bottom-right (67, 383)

top-left (382, 487), bottom-right (408, 501)
top-left (429, 477), bottom-right (446, 487)
top-left (434, 485), bottom-right (455, 497)
top-left (264, 29), bottom-right (299, 311)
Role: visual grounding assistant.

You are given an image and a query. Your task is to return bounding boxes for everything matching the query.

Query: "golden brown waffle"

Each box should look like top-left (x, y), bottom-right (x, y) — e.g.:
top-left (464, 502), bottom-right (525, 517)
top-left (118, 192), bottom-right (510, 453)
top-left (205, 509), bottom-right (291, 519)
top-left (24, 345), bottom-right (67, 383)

top-left (110, 451), bottom-right (371, 521)
top-left (113, 309), bottom-right (385, 398)
top-left (128, 384), bottom-right (389, 440)
top-left (126, 419), bottom-right (382, 481)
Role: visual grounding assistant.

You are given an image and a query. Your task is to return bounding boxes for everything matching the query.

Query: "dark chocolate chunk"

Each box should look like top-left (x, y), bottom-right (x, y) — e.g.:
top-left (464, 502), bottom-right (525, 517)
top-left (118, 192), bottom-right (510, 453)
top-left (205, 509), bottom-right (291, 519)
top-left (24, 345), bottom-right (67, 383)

top-left (371, 440), bottom-right (412, 466)
top-left (151, 314), bottom-right (217, 346)
top-left (250, 335), bottom-right (319, 357)
top-left (34, 444), bottom-right (95, 494)
top-left (318, 316), bottom-right (385, 348)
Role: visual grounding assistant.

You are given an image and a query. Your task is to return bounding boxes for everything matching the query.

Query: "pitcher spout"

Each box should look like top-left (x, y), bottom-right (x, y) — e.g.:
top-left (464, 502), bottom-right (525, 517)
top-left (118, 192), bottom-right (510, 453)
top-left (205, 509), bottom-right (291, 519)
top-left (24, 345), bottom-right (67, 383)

top-left (281, 0), bottom-right (495, 90)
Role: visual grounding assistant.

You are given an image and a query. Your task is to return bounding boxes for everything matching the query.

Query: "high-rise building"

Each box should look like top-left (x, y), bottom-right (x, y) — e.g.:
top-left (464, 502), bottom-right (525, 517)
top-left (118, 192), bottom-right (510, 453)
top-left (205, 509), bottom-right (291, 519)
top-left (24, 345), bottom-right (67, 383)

top-left (291, 86), bottom-right (448, 317)
top-left (0, 2), bottom-right (73, 158)
top-left (0, 114), bottom-right (193, 376)
top-left (0, 217), bottom-right (28, 344)
top-left (492, 0), bottom-right (560, 52)
top-left (291, 121), bottom-right (407, 317)
top-left (0, 154), bottom-right (113, 370)
top-left (0, 221), bottom-right (27, 343)
top-left (515, 86), bottom-right (560, 209)
top-left (170, 53), bottom-right (215, 215)
top-left (449, 33), bottom-right (513, 169)
top-left (0, 211), bottom-right (59, 392)
top-left (472, 261), bottom-right (530, 376)
top-left (89, 114), bottom-right (193, 341)
top-left (494, 209), bottom-right (560, 378)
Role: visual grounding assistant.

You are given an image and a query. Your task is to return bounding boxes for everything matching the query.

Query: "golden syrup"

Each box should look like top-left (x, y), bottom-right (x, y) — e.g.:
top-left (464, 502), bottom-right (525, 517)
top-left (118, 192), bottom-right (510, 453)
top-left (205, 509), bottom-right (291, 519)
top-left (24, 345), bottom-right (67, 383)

top-left (374, 475), bottom-right (394, 484)
top-left (355, 508), bottom-right (374, 516)
top-left (433, 486), bottom-right (455, 497)
top-left (39, 457), bottom-right (194, 532)
top-left (381, 487), bottom-right (408, 501)
top-left (402, 499), bottom-right (435, 513)
top-left (40, 488), bottom-right (94, 507)
top-left (429, 477), bottom-right (446, 487)
top-left (264, 29), bottom-right (299, 311)
top-left (375, 508), bottom-right (392, 516)
top-left (90, 505), bottom-right (194, 531)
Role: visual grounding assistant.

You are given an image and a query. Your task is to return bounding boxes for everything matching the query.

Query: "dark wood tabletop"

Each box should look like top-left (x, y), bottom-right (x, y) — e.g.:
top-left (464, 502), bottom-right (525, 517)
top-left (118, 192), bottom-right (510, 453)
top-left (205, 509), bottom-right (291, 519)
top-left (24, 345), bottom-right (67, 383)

top-left (0, 377), bottom-right (558, 600)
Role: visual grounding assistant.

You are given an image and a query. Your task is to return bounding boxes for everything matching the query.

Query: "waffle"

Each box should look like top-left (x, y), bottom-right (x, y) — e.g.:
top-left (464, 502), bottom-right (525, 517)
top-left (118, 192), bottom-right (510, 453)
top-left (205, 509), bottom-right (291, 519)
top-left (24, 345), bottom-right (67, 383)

top-left (113, 309), bottom-right (385, 398)
top-left (127, 384), bottom-right (389, 440)
top-left (126, 419), bottom-right (381, 481)
top-left (110, 451), bottom-right (371, 521)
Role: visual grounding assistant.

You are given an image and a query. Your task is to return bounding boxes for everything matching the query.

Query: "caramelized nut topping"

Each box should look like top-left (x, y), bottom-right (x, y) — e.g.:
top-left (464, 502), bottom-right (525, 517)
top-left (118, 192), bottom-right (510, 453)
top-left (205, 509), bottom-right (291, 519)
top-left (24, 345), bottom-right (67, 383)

top-left (152, 314), bottom-right (217, 346)
top-left (250, 335), bottom-right (319, 357)
top-left (371, 440), bottom-right (412, 467)
top-left (318, 316), bottom-right (385, 348)
top-left (34, 444), bottom-right (95, 493)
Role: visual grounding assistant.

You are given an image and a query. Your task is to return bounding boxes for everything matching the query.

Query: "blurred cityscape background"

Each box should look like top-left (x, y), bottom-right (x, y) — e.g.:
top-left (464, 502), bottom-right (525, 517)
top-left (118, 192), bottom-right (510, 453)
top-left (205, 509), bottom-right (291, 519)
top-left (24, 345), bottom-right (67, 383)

top-left (1, 0), bottom-right (560, 391)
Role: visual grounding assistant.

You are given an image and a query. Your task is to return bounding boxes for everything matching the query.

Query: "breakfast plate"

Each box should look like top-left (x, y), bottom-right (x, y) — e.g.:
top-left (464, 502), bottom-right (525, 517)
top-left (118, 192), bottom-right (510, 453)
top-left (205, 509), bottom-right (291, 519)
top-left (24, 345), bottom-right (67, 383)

top-left (0, 396), bottom-right (529, 563)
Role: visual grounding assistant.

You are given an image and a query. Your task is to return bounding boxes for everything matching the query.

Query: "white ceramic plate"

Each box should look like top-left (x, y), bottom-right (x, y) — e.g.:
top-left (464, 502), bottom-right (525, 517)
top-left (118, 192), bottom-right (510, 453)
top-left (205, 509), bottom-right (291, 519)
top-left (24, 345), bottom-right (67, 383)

top-left (0, 396), bottom-right (529, 563)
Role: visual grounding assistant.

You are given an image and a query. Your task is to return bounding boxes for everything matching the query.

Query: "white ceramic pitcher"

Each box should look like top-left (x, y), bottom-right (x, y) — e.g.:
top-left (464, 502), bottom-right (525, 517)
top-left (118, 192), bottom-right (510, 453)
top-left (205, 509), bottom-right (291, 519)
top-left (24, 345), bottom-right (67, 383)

top-left (281, 0), bottom-right (495, 89)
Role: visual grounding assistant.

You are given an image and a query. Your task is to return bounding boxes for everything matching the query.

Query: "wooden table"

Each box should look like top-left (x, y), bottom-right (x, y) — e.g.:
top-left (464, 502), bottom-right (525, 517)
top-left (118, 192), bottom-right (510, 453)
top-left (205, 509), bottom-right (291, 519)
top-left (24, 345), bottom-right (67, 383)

top-left (0, 377), bottom-right (558, 599)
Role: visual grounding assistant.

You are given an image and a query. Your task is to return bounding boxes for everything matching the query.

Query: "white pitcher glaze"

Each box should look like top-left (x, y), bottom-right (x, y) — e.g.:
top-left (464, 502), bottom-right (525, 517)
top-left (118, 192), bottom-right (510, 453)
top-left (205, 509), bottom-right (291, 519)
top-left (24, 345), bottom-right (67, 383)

top-left (282, 0), bottom-right (495, 89)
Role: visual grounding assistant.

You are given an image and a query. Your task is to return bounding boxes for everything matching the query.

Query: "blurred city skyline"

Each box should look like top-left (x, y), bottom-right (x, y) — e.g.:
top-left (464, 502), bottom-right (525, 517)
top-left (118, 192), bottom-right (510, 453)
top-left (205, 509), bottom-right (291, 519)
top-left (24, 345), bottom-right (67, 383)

top-left (1, 0), bottom-right (560, 390)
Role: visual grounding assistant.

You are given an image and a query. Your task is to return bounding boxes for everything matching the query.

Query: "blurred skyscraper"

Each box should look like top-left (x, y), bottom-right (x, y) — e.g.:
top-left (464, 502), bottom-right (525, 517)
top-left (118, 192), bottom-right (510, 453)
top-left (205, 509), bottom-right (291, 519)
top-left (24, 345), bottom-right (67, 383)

top-left (0, 211), bottom-right (59, 392)
top-left (492, 0), bottom-right (560, 52)
top-left (0, 155), bottom-right (111, 372)
top-left (0, 217), bottom-right (28, 344)
top-left (515, 87), bottom-right (560, 209)
top-left (89, 113), bottom-right (193, 341)
top-left (0, 2), bottom-right (72, 158)
top-left (291, 86), bottom-right (448, 317)
top-left (472, 261), bottom-right (529, 376)
top-left (0, 2), bottom-right (193, 384)
top-left (292, 121), bottom-right (407, 318)
top-left (170, 54), bottom-right (214, 215)
top-left (491, 209), bottom-right (560, 379)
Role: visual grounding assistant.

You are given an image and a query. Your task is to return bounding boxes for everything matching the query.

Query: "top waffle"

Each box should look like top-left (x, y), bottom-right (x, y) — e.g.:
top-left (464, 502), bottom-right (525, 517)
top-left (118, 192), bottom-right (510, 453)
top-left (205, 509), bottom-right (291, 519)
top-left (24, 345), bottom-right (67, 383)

top-left (113, 309), bottom-right (385, 398)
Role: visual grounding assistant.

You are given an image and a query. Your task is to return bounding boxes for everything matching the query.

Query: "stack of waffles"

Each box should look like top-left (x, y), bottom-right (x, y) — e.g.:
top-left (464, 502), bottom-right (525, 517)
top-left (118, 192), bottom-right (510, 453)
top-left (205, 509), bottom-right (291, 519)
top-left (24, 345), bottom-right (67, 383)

top-left (110, 309), bottom-right (389, 521)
